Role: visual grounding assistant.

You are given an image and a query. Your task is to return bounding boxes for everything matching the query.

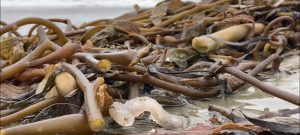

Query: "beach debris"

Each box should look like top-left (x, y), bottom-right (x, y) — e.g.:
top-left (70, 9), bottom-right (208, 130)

top-left (209, 105), bottom-right (300, 134)
top-left (0, 114), bottom-right (92, 135)
top-left (192, 23), bottom-right (265, 53)
top-left (0, 0), bottom-right (300, 134)
top-left (62, 63), bottom-right (105, 132)
top-left (109, 96), bottom-right (186, 129)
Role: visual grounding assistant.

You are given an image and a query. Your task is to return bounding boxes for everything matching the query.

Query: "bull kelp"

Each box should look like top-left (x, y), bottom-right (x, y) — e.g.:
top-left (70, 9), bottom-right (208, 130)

top-left (0, 0), bottom-right (299, 134)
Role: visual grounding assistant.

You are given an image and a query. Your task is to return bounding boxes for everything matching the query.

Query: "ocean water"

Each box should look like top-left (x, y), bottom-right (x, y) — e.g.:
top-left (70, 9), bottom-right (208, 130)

top-left (1, 0), bottom-right (200, 7)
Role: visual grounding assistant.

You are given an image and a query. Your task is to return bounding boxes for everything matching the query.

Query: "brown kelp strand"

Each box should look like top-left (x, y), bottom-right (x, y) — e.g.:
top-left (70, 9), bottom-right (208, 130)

top-left (62, 62), bottom-right (104, 132)
top-left (0, 21), bottom-right (22, 37)
top-left (0, 17), bottom-right (68, 45)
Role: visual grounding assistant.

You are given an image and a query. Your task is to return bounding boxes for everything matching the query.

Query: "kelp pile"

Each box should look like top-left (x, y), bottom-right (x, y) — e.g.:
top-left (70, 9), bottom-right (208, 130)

top-left (0, 0), bottom-right (300, 134)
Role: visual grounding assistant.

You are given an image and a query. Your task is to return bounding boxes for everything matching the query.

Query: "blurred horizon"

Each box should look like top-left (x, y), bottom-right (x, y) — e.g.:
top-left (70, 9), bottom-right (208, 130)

top-left (1, 0), bottom-right (200, 8)
top-left (0, 0), bottom-right (201, 33)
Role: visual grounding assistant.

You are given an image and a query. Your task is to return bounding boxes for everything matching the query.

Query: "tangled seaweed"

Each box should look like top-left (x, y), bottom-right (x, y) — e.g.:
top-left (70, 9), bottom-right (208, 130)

top-left (0, 0), bottom-right (300, 134)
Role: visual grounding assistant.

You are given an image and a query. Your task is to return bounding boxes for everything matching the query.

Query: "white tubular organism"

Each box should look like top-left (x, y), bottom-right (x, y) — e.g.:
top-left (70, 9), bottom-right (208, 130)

top-left (109, 97), bottom-right (186, 129)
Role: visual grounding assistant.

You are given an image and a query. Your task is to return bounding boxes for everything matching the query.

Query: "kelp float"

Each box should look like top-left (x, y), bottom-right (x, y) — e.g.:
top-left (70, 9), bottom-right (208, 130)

top-left (0, 0), bottom-right (300, 134)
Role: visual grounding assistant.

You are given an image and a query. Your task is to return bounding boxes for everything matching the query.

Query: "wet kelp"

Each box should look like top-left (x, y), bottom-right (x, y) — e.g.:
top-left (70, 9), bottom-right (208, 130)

top-left (0, 0), bottom-right (300, 134)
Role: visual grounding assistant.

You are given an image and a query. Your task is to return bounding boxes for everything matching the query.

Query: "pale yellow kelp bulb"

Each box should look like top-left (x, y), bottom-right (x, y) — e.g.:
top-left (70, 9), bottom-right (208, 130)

top-left (192, 23), bottom-right (265, 53)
